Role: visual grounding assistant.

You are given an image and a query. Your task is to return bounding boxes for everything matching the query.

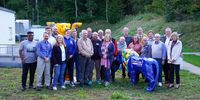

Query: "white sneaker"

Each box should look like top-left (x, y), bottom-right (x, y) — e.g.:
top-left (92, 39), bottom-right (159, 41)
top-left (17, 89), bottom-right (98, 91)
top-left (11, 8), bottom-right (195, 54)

top-left (64, 80), bottom-right (70, 85)
top-left (61, 85), bottom-right (66, 89)
top-left (104, 82), bottom-right (110, 87)
top-left (158, 82), bottom-right (162, 87)
top-left (53, 87), bottom-right (57, 91)
top-left (74, 81), bottom-right (80, 85)
top-left (70, 82), bottom-right (75, 87)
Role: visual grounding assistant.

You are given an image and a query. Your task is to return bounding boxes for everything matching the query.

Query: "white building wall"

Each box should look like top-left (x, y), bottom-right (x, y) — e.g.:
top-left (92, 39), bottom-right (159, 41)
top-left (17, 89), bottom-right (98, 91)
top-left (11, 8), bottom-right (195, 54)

top-left (0, 9), bottom-right (15, 44)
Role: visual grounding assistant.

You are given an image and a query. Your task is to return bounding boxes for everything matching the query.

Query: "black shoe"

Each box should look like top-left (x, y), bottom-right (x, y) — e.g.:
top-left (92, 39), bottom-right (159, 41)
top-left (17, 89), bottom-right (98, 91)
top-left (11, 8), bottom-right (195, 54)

top-left (36, 86), bottom-right (42, 91)
top-left (46, 86), bottom-right (51, 90)
top-left (122, 75), bottom-right (126, 79)
top-left (112, 79), bottom-right (115, 82)
top-left (29, 86), bottom-right (34, 89)
top-left (21, 87), bottom-right (26, 91)
top-left (145, 79), bottom-right (149, 83)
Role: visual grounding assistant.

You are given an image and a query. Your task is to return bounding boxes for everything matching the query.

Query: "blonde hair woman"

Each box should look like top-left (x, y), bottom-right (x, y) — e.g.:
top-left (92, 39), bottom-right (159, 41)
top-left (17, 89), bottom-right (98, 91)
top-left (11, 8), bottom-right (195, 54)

top-left (100, 34), bottom-right (115, 86)
top-left (167, 32), bottom-right (182, 89)
top-left (52, 35), bottom-right (68, 90)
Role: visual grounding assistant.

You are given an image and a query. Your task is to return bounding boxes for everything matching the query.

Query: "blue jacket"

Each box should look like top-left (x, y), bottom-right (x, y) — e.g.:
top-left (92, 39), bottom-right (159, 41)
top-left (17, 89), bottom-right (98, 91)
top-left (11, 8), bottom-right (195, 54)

top-left (64, 37), bottom-right (76, 56)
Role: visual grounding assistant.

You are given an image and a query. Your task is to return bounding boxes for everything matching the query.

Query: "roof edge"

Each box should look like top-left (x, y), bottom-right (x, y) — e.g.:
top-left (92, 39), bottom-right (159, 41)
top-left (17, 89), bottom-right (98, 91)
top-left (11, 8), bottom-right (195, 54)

top-left (0, 6), bottom-right (16, 14)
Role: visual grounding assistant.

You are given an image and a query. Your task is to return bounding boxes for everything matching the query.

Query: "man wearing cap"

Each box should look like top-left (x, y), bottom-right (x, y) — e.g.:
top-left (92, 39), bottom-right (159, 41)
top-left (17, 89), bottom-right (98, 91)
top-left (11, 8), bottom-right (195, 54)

top-left (19, 31), bottom-right (38, 91)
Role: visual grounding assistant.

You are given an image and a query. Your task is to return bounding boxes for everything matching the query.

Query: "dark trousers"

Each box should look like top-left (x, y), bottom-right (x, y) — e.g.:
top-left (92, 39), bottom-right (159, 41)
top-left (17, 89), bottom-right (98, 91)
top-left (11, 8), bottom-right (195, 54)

top-left (74, 55), bottom-right (80, 82)
top-left (154, 58), bottom-right (163, 82)
top-left (66, 57), bottom-right (75, 82)
top-left (92, 59), bottom-right (101, 81)
top-left (163, 60), bottom-right (170, 83)
top-left (50, 60), bottom-right (54, 85)
top-left (79, 55), bottom-right (92, 84)
top-left (101, 65), bottom-right (105, 81)
top-left (122, 64), bottom-right (126, 77)
top-left (21, 62), bottom-right (37, 88)
top-left (169, 64), bottom-right (180, 84)
top-left (111, 59), bottom-right (120, 81)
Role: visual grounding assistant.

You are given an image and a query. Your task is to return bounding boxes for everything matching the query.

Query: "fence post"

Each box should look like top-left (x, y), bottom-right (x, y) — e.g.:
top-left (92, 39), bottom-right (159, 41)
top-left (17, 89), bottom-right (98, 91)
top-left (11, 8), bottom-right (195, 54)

top-left (12, 45), bottom-right (15, 60)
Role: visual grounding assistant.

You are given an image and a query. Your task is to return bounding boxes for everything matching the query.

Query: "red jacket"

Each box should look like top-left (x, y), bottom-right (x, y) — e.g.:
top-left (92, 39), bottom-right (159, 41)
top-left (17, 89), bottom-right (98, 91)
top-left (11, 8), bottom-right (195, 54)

top-left (112, 38), bottom-right (118, 57)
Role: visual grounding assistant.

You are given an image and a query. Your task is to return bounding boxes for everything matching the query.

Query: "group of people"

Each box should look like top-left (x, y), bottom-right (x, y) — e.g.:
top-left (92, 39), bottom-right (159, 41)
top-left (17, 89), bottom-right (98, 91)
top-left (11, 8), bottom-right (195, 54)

top-left (19, 26), bottom-right (182, 91)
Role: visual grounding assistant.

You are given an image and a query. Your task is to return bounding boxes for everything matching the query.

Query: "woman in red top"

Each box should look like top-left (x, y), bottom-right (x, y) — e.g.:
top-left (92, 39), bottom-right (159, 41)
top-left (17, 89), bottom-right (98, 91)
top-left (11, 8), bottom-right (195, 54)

top-left (128, 35), bottom-right (142, 55)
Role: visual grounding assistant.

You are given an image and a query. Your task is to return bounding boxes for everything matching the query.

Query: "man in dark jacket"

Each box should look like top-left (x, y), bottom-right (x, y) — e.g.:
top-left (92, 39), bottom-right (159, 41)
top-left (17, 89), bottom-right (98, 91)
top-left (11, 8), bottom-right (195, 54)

top-left (91, 32), bottom-right (102, 84)
top-left (161, 27), bottom-right (172, 85)
top-left (123, 27), bottom-right (132, 46)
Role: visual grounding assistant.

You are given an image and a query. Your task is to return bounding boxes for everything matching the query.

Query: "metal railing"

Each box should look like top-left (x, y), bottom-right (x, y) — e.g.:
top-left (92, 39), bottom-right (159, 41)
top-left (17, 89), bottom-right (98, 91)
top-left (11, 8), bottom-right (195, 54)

top-left (0, 44), bottom-right (20, 60)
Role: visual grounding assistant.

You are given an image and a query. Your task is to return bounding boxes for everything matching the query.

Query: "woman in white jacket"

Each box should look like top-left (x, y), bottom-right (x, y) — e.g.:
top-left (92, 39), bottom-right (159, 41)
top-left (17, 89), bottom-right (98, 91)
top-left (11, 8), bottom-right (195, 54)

top-left (167, 32), bottom-right (182, 88)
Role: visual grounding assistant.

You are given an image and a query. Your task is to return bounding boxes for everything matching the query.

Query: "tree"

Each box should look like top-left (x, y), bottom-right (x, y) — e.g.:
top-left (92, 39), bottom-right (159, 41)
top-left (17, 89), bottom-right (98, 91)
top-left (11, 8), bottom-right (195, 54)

top-left (163, 0), bottom-right (199, 22)
top-left (108, 0), bottom-right (124, 23)
top-left (145, 0), bottom-right (164, 14)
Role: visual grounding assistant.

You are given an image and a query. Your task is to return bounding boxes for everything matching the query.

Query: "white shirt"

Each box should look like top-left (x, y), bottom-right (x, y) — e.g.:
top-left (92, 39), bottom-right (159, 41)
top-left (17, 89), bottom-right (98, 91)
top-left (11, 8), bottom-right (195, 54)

top-left (165, 36), bottom-right (170, 47)
top-left (60, 45), bottom-right (66, 61)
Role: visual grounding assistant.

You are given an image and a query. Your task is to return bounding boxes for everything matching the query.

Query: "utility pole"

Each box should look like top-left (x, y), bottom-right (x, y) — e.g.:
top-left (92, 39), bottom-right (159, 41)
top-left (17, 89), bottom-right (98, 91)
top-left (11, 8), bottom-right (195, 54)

top-left (32, 8), bottom-right (34, 24)
top-left (106, 0), bottom-right (108, 23)
top-left (26, 0), bottom-right (29, 19)
top-left (75, 0), bottom-right (78, 21)
top-left (36, 0), bottom-right (39, 25)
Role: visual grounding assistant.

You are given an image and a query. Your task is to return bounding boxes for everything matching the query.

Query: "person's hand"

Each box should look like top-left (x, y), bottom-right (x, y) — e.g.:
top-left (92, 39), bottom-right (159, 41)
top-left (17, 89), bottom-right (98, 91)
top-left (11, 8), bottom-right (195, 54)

top-left (162, 60), bottom-right (165, 65)
top-left (20, 56), bottom-right (24, 64)
top-left (44, 57), bottom-right (49, 63)
top-left (168, 59), bottom-right (171, 63)
top-left (69, 55), bottom-right (73, 58)
top-left (21, 59), bottom-right (25, 64)
top-left (54, 64), bottom-right (59, 67)
top-left (171, 59), bottom-right (175, 63)
top-left (103, 55), bottom-right (107, 59)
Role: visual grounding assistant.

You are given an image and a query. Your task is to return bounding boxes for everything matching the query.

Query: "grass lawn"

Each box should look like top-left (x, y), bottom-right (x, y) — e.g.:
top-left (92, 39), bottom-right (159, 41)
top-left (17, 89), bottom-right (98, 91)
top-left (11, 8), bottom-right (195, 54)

top-left (182, 47), bottom-right (200, 52)
top-left (0, 68), bottom-right (200, 100)
top-left (183, 54), bottom-right (200, 67)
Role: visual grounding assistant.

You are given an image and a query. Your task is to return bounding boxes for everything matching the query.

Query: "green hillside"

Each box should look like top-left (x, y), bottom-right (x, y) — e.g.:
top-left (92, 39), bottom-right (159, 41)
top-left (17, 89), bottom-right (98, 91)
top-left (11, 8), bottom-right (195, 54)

top-left (80, 13), bottom-right (200, 51)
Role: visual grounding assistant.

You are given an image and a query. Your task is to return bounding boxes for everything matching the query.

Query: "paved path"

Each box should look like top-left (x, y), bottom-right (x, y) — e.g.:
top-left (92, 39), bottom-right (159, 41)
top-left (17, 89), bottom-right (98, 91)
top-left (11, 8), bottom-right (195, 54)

top-left (183, 52), bottom-right (200, 56)
top-left (181, 52), bottom-right (200, 75)
top-left (182, 61), bottom-right (200, 75)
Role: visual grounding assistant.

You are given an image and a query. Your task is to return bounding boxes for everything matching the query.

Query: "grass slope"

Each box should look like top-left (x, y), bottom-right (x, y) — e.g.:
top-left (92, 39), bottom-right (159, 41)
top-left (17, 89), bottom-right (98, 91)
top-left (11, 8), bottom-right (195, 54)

top-left (0, 68), bottom-right (200, 100)
top-left (183, 54), bottom-right (200, 67)
top-left (80, 13), bottom-right (200, 51)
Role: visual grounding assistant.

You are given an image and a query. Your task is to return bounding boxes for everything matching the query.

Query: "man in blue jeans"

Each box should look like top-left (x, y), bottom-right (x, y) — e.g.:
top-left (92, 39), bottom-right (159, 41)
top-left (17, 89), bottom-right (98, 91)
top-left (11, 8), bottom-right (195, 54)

top-left (71, 29), bottom-right (80, 83)
top-left (151, 33), bottom-right (167, 87)
top-left (19, 31), bottom-right (37, 91)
